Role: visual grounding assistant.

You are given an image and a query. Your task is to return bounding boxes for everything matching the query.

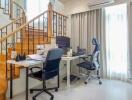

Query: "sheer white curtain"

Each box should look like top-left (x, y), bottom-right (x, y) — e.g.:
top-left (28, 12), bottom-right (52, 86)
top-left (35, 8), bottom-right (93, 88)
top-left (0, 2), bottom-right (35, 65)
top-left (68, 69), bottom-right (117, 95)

top-left (105, 4), bottom-right (128, 81)
top-left (26, 0), bottom-right (49, 20)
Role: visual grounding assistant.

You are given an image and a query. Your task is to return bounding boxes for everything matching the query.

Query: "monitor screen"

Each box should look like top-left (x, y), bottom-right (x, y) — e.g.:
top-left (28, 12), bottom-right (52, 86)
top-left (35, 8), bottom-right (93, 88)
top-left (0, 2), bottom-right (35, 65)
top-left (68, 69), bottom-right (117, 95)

top-left (56, 36), bottom-right (70, 54)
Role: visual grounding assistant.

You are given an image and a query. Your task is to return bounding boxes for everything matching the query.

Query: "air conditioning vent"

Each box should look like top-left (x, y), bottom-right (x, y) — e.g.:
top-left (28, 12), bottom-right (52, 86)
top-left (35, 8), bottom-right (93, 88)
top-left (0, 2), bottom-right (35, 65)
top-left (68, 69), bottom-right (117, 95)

top-left (88, 0), bottom-right (114, 8)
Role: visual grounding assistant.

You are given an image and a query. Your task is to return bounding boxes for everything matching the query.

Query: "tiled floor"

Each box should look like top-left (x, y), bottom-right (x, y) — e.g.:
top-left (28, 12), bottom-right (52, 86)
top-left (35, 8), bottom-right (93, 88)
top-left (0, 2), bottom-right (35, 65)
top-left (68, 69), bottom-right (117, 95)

top-left (7, 79), bottom-right (132, 100)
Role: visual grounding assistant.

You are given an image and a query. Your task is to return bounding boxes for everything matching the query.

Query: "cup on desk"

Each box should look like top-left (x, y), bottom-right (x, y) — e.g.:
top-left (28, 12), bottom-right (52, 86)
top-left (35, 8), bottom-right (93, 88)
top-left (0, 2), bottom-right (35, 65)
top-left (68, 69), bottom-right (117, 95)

top-left (36, 50), bottom-right (45, 55)
top-left (36, 45), bottom-right (45, 55)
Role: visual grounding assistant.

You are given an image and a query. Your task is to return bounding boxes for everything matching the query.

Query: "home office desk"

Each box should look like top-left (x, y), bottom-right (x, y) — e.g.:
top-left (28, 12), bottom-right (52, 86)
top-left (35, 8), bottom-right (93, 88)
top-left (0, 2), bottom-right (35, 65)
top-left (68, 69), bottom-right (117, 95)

top-left (7, 54), bottom-right (85, 100)
top-left (7, 60), bottom-right (43, 100)
top-left (61, 55), bottom-right (85, 88)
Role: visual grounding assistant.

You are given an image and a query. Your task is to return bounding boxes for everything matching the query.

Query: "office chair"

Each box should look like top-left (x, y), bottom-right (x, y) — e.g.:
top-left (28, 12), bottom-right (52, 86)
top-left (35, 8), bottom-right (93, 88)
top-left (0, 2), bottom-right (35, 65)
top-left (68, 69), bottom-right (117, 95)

top-left (28, 48), bottom-right (64, 100)
top-left (77, 38), bottom-right (102, 85)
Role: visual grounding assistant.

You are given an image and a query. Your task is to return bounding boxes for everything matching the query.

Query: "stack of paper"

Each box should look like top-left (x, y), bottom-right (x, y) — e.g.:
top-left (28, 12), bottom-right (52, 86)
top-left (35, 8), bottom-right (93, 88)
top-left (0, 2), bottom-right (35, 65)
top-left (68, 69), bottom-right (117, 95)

top-left (27, 54), bottom-right (46, 61)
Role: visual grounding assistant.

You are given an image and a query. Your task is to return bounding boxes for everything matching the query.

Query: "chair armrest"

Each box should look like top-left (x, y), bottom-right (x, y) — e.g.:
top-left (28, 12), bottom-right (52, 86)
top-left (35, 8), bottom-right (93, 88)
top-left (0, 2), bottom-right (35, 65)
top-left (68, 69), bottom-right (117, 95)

top-left (80, 54), bottom-right (92, 62)
top-left (29, 67), bottom-right (42, 73)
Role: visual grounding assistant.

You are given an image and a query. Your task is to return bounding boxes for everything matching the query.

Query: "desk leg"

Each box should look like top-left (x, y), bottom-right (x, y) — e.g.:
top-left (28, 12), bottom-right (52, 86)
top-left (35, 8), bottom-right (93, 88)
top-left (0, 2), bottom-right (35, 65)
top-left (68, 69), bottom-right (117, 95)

top-left (67, 60), bottom-right (71, 88)
top-left (10, 63), bottom-right (13, 99)
top-left (26, 67), bottom-right (29, 100)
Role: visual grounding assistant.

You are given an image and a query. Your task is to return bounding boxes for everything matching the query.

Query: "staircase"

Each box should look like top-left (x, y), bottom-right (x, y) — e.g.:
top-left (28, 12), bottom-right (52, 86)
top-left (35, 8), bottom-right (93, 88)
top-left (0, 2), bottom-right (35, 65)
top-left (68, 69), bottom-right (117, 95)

top-left (0, 0), bottom-right (26, 19)
top-left (0, 2), bottom-right (67, 81)
top-left (0, 0), bottom-right (26, 83)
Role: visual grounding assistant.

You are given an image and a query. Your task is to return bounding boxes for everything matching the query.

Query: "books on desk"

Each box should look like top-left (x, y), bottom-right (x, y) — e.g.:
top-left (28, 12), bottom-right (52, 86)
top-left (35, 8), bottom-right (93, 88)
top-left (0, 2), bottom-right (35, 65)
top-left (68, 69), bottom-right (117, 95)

top-left (27, 54), bottom-right (46, 61)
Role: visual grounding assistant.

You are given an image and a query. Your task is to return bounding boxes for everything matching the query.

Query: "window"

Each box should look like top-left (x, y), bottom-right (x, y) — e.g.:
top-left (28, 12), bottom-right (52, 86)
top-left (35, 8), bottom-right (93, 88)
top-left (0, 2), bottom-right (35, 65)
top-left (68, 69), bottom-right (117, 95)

top-left (26, 0), bottom-right (50, 20)
top-left (105, 4), bottom-right (128, 80)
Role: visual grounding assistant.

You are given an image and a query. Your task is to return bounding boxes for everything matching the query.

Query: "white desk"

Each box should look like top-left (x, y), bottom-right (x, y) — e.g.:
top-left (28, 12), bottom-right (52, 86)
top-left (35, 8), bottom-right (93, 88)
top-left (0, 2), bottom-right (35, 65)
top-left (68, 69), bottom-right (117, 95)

top-left (7, 60), bottom-right (43, 67)
top-left (7, 54), bottom-right (85, 100)
top-left (7, 60), bottom-right (43, 100)
top-left (61, 55), bottom-right (85, 88)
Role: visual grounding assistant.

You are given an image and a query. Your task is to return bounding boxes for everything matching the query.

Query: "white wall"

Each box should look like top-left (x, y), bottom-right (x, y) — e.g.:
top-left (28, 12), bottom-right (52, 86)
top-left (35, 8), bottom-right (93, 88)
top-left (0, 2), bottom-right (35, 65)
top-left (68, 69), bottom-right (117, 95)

top-left (0, 9), bottom-right (11, 27)
top-left (62, 0), bottom-right (128, 38)
top-left (63, 0), bottom-right (127, 15)
top-left (53, 0), bottom-right (65, 13)
top-left (15, 0), bottom-right (25, 8)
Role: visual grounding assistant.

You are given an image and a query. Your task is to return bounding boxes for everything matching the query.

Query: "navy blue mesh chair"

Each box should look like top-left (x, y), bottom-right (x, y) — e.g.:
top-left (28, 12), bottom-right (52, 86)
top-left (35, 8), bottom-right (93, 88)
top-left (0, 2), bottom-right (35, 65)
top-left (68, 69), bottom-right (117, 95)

top-left (28, 48), bottom-right (64, 100)
top-left (77, 38), bottom-right (102, 85)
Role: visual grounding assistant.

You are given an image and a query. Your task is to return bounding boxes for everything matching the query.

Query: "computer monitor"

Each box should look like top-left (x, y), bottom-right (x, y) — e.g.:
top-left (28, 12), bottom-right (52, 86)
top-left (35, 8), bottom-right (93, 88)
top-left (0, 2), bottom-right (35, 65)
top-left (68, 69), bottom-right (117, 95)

top-left (56, 36), bottom-right (70, 54)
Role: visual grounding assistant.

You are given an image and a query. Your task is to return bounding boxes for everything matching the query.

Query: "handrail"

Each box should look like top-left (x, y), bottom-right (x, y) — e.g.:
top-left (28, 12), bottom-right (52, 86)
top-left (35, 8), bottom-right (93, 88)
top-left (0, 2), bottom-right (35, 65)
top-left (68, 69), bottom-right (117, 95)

top-left (0, 3), bottom-right (68, 81)
top-left (11, 1), bottom-right (26, 20)
top-left (0, 0), bottom-right (26, 20)
top-left (0, 17), bottom-right (23, 29)
top-left (0, 10), bottom-right (48, 42)
top-left (53, 10), bottom-right (68, 18)
top-left (12, 1), bottom-right (25, 12)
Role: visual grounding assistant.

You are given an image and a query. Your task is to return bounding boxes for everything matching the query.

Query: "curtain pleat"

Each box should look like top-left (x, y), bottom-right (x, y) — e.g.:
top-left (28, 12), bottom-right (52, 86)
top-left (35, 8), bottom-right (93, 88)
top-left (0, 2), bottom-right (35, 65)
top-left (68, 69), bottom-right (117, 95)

top-left (71, 9), bottom-right (103, 54)
top-left (71, 9), bottom-right (106, 77)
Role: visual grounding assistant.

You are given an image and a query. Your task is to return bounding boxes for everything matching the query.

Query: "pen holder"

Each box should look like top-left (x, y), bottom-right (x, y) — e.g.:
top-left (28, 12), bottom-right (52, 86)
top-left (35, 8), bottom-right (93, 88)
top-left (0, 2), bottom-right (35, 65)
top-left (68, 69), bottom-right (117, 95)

top-left (15, 53), bottom-right (26, 61)
top-left (11, 51), bottom-right (17, 60)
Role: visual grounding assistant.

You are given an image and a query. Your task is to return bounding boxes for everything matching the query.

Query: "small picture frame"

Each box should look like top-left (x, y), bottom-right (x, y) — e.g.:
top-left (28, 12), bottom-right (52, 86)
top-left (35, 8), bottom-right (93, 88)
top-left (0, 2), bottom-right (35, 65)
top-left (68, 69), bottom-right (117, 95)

top-left (11, 51), bottom-right (17, 59)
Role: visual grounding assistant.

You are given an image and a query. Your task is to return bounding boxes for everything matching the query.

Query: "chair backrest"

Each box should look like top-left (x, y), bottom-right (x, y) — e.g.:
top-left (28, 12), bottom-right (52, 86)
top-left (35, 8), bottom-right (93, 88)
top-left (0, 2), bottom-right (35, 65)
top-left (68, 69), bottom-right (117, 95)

top-left (92, 38), bottom-right (100, 54)
top-left (91, 38), bottom-right (100, 69)
top-left (44, 48), bottom-right (64, 74)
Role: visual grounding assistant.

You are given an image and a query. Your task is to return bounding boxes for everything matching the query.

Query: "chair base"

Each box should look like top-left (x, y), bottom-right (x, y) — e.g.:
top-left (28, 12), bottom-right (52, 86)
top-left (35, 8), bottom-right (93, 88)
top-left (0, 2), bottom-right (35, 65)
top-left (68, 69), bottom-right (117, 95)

top-left (78, 67), bottom-right (102, 85)
top-left (30, 87), bottom-right (58, 94)
top-left (32, 89), bottom-right (54, 100)
top-left (30, 87), bottom-right (58, 100)
top-left (84, 75), bottom-right (102, 85)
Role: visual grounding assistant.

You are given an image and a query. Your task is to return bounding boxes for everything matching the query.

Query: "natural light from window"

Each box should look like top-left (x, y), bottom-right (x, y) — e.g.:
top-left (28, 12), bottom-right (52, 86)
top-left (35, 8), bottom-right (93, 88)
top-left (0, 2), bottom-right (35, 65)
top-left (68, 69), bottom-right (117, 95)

top-left (105, 4), bottom-right (128, 80)
top-left (26, 0), bottom-right (50, 21)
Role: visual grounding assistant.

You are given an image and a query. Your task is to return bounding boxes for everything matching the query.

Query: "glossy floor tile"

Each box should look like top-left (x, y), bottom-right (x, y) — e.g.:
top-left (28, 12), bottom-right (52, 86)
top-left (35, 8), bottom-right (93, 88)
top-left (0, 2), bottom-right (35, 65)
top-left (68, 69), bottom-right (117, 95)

top-left (7, 79), bottom-right (132, 100)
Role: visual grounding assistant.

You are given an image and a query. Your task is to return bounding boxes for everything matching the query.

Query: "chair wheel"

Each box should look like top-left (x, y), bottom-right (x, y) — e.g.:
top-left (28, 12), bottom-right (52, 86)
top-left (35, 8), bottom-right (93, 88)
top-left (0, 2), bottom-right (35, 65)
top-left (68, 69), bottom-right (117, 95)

top-left (84, 81), bottom-right (87, 84)
top-left (55, 88), bottom-right (58, 92)
top-left (77, 77), bottom-right (80, 80)
top-left (30, 90), bottom-right (33, 94)
top-left (50, 96), bottom-right (54, 100)
top-left (32, 97), bottom-right (36, 100)
top-left (99, 81), bottom-right (102, 85)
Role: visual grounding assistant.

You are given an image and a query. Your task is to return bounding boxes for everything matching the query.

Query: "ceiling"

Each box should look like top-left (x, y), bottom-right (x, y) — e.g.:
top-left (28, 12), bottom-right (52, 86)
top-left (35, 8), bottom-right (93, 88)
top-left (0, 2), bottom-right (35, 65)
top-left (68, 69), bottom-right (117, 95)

top-left (58, 0), bottom-right (92, 4)
top-left (59, 0), bottom-right (69, 3)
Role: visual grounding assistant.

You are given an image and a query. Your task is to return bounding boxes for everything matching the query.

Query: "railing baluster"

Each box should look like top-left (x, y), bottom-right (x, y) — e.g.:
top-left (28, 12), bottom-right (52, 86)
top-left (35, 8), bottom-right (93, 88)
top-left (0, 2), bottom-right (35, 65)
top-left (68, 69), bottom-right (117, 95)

top-left (5, 26), bottom-right (8, 78)
top-left (38, 17), bottom-right (40, 44)
top-left (0, 0), bottom-right (1, 8)
top-left (63, 17), bottom-right (64, 36)
top-left (61, 16), bottom-right (62, 36)
top-left (1, 30), bottom-right (2, 53)
top-left (65, 17), bottom-right (67, 36)
top-left (43, 14), bottom-right (45, 42)
top-left (7, 0), bottom-right (9, 13)
top-left (33, 21), bottom-right (35, 53)
top-left (56, 13), bottom-right (58, 36)
top-left (52, 12), bottom-right (55, 36)
top-left (28, 24), bottom-right (29, 54)
top-left (47, 14), bottom-right (48, 42)
top-left (4, 0), bottom-right (6, 12)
